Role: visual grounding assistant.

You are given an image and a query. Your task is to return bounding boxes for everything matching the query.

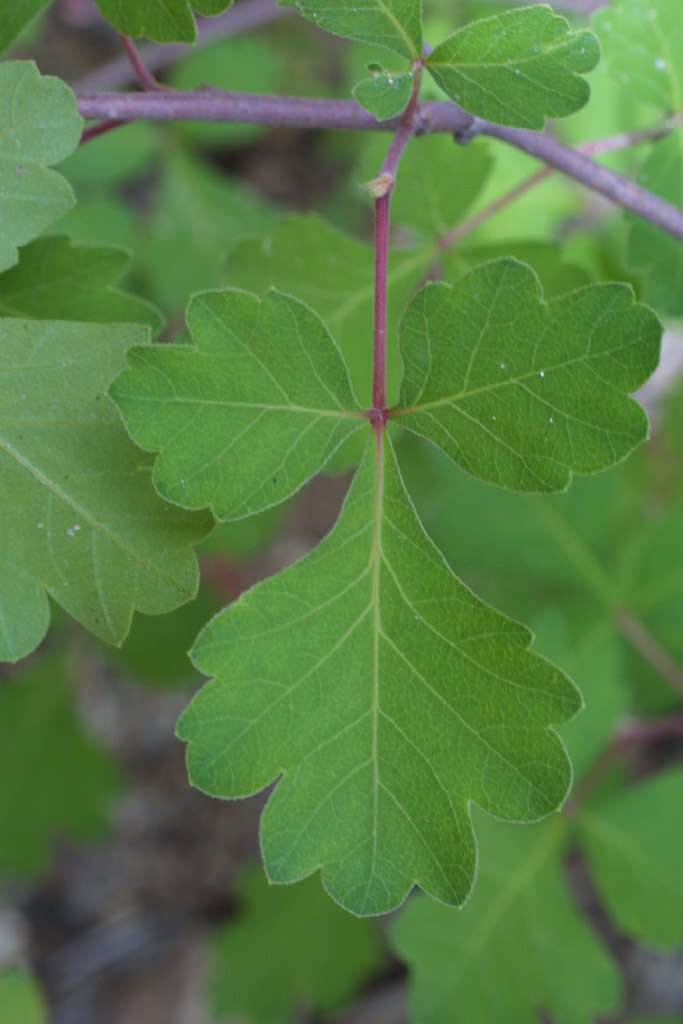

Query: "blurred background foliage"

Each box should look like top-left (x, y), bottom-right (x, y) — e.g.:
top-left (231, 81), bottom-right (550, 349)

top-left (1, 0), bottom-right (682, 1021)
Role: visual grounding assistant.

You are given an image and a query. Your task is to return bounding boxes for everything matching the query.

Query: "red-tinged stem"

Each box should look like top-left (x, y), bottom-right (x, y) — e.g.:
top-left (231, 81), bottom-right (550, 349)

top-left (616, 712), bottom-right (683, 746)
top-left (372, 193), bottom-right (391, 415)
top-left (80, 118), bottom-right (126, 144)
top-left (370, 68), bottom-right (423, 421)
top-left (118, 34), bottom-right (164, 91)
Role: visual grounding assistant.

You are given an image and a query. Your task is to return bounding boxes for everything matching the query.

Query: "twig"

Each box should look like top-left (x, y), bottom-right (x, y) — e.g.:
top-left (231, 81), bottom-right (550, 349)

top-left (74, 91), bottom-right (683, 241)
top-left (118, 35), bottom-right (164, 91)
top-left (75, 0), bottom-right (290, 91)
top-left (437, 117), bottom-right (681, 250)
top-left (370, 69), bottom-right (423, 417)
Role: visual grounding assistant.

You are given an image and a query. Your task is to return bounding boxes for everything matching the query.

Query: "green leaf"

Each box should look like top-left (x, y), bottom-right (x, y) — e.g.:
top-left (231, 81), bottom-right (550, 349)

top-left (92, 0), bottom-right (233, 44)
top-left (0, 656), bottom-right (121, 876)
top-left (210, 864), bottom-right (384, 1020)
top-left (282, 0), bottom-right (422, 60)
top-left (626, 131), bottom-right (683, 317)
top-left (0, 1), bottom-right (51, 55)
top-left (444, 240), bottom-right (591, 298)
top-left (0, 62), bottom-right (82, 273)
top-left (139, 150), bottom-right (275, 316)
top-left (426, 5), bottom-right (599, 129)
top-left (226, 213), bottom-right (432, 406)
top-left (353, 69), bottom-right (414, 120)
top-left (0, 319), bottom-right (212, 662)
top-left (593, 0), bottom-right (682, 115)
top-left (0, 970), bottom-right (46, 1024)
top-left (579, 769), bottom-right (683, 947)
top-left (396, 259), bottom-right (661, 492)
top-left (391, 814), bottom-right (622, 1024)
top-left (110, 289), bottom-right (366, 520)
top-left (178, 432), bottom-right (579, 915)
top-left (0, 236), bottom-right (162, 332)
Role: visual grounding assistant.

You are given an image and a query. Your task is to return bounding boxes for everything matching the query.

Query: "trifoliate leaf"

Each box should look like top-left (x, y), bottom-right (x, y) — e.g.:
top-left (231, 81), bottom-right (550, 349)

top-left (353, 69), bottom-right (414, 120)
top-left (579, 769), bottom-right (683, 948)
top-left (426, 5), bottom-right (599, 129)
top-left (283, 0), bottom-right (422, 60)
top-left (626, 132), bottom-right (683, 317)
top-left (210, 864), bottom-right (384, 1020)
top-left (92, 0), bottom-right (233, 44)
top-left (0, 237), bottom-right (161, 332)
top-left (0, 62), bottom-right (82, 274)
top-left (0, 657), bottom-right (122, 875)
top-left (0, 970), bottom-right (46, 1024)
top-left (225, 214), bottom-right (432, 406)
top-left (0, 1), bottom-right (51, 55)
top-left (593, 0), bottom-right (682, 115)
top-left (0, 320), bottom-right (211, 662)
top-left (110, 289), bottom-right (366, 520)
top-left (178, 433), bottom-right (579, 916)
top-left (396, 259), bottom-right (661, 492)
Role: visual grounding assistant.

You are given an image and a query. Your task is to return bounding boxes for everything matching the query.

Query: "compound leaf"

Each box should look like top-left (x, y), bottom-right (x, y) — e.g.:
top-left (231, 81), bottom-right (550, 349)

top-left (178, 432), bottom-right (579, 916)
top-left (92, 0), bottom-right (233, 44)
top-left (626, 131), bottom-right (683, 317)
top-left (0, 62), bottom-right (82, 274)
top-left (391, 814), bottom-right (622, 1024)
top-left (579, 769), bottom-right (683, 948)
top-left (0, 236), bottom-right (162, 331)
top-left (210, 864), bottom-right (384, 1020)
top-left (396, 259), bottom-right (661, 492)
top-left (0, 320), bottom-right (211, 662)
top-left (593, 0), bottom-right (682, 115)
top-left (426, 5), bottom-right (599, 129)
top-left (110, 289), bottom-right (366, 520)
top-left (283, 0), bottom-right (422, 61)
top-left (0, 970), bottom-right (46, 1024)
top-left (0, 656), bottom-right (121, 876)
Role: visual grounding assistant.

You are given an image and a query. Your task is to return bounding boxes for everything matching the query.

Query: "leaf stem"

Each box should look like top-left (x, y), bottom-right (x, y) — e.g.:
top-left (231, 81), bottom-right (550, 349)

top-left (80, 118), bottom-right (126, 145)
top-left (118, 35), bottom-right (165, 91)
top-left (371, 70), bottom-right (423, 419)
top-left (615, 610), bottom-right (683, 697)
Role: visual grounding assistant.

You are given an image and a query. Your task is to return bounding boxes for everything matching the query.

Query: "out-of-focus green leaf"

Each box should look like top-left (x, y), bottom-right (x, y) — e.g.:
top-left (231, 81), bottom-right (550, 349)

top-left (0, 1), bottom-right (50, 55)
top-left (210, 864), bottom-right (385, 1021)
top-left (0, 657), bottom-right (122, 876)
top-left (0, 62), bottom-right (82, 273)
top-left (392, 814), bottom-right (621, 1024)
top-left (0, 969), bottom-right (46, 1023)
top-left (444, 240), bottom-right (591, 298)
top-left (139, 149), bottom-right (275, 315)
top-left (92, 0), bottom-right (233, 44)
top-left (627, 131), bottom-right (683, 317)
top-left (56, 121), bottom-right (158, 188)
top-left (593, 0), bottom-right (682, 115)
top-left (0, 319), bottom-right (212, 662)
top-left (426, 6), bottom-right (599, 129)
top-left (397, 260), bottom-right (661, 492)
top-left (579, 769), bottom-right (683, 947)
top-left (0, 236), bottom-right (161, 332)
